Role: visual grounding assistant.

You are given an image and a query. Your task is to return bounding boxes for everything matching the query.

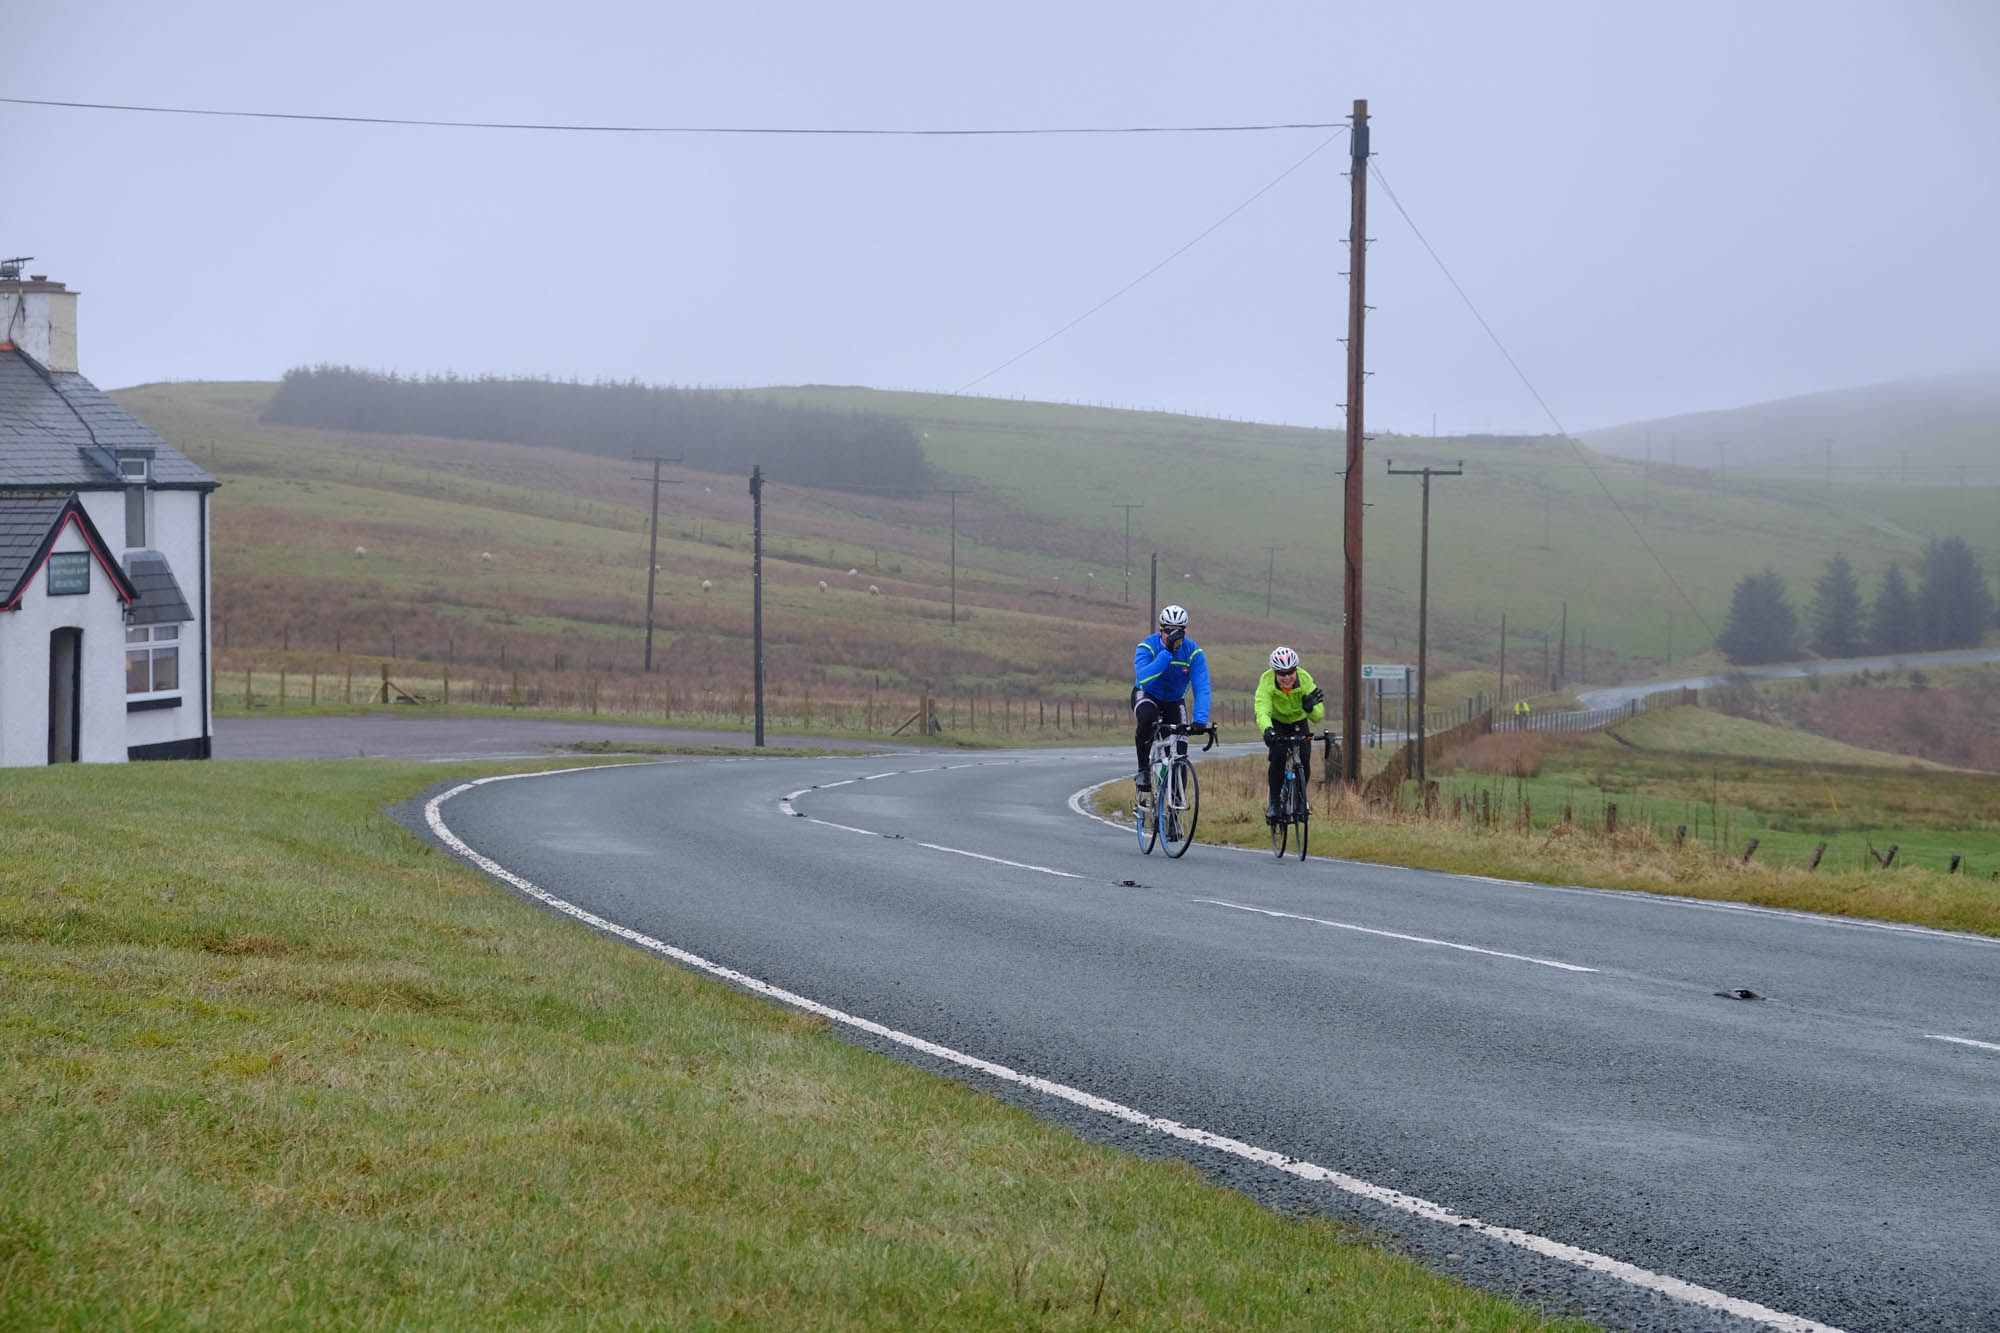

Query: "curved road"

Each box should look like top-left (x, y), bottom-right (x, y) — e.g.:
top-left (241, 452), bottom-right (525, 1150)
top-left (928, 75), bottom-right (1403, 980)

top-left (414, 748), bottom-right (2000, 1333)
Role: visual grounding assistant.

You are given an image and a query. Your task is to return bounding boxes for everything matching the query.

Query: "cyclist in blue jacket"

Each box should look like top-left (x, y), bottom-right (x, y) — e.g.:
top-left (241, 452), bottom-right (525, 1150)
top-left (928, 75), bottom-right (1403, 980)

top-left (1132, 604), bottom-right (1212, 795)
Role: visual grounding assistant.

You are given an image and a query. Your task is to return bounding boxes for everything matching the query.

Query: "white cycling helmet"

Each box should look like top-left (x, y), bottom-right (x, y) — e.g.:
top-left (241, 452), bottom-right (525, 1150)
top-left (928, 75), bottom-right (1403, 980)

top-left (1157, 604), bottom-right (1189, 629)
top-left (1269, 646), bottom-right (1299, 671)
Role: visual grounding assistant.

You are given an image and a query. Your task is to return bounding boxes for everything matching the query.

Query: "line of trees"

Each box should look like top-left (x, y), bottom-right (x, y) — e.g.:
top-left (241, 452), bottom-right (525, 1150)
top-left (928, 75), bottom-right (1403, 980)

top-left (1719, 538), bottom-right (1995, 664)
top-left (262, 366), bottom-right (932, 495)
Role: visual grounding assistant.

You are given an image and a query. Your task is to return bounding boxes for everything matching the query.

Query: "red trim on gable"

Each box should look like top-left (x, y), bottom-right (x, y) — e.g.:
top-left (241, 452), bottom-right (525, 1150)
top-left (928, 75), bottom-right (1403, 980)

top-left (0, 506), bottom-right (138, 611)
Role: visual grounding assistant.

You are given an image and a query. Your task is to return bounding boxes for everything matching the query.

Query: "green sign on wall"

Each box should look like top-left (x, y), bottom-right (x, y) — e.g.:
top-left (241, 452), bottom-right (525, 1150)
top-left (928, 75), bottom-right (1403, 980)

top-left (47, 552), bottom-right (90, 597)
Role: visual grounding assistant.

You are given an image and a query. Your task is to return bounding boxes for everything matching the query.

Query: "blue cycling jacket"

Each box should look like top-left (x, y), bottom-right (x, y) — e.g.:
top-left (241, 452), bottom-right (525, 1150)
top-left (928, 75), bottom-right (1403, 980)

top-left (1132, 632), bottom-right (1211, 723)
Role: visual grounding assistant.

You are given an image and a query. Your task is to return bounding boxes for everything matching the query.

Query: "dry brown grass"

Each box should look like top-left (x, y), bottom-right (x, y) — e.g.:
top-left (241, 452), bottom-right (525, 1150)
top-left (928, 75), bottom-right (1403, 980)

top-left (1436, 731), bottom-right (1545, 778)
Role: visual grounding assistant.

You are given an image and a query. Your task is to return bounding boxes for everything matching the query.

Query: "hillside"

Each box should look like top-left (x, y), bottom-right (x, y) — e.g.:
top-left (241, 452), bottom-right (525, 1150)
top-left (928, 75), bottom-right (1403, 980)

top-left (114, 381), bottom-right (1999, 721)
top-left (1578, 368), bottom-right (2000, 481)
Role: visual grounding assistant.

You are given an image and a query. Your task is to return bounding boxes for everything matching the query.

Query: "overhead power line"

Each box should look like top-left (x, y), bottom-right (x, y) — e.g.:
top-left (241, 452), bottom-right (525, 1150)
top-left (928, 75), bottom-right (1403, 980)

top-left (0, 96), bottom-right (1342, 137)
top-left (1368, 159), bottom-right (1717, 643)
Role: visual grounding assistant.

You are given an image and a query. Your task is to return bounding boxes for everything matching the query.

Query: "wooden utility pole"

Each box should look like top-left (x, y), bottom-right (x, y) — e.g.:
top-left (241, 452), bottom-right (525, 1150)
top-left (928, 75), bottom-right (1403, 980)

top-left (749, 464), bottom-right (765, 747)
top-left (1264, 544), bottom-right (1284, 618)
top-left (1558, 601), bottom-right (1568, 683)
top-left (1148, 552), bottom-right (1158, 621)
top-left (631, 454), bottom-right (683, 672)
top-left (936, 488), bottom-right (970, 626)
top-left (1113, 503), bottom-right (1144, 604)
top-left (1340, 97), bottom-right (1370, 785)
top-left (1498, 611), bottom-right (1507, 705)
top-left (1387, 459), bottom-right (1462, 784)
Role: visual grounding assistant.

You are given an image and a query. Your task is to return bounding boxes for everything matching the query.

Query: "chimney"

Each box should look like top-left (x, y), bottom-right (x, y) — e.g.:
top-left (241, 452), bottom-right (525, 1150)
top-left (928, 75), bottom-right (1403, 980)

top-left (0, 268), bottom-right (80, 373)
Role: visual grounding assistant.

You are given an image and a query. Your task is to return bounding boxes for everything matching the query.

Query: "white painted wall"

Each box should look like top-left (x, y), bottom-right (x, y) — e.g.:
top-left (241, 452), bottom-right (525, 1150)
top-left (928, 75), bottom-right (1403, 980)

top-left (0, 520), bottom-right (129, 766)
top-left (114, 490), bottom-right (210, 755)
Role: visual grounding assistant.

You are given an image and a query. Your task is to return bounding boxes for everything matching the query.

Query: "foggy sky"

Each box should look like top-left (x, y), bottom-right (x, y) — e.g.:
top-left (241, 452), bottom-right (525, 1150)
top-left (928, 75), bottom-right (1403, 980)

top-left (9, 1), bottom-right (1997, 436)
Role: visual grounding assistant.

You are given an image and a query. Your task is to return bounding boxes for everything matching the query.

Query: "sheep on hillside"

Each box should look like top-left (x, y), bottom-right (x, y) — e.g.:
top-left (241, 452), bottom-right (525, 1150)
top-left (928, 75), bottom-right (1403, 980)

top-left (479, 551), bottom-right (493, 563)
top-left (354, 545), bottom-right (367, 559)
top-left (701, 579), bottom-right (712, 592)
top-left (817, 580), bottom-right (828, 591)
top-left (847, 568), bottom-right (859, 576)
top-left (868, 584), bottom-right (881, 595)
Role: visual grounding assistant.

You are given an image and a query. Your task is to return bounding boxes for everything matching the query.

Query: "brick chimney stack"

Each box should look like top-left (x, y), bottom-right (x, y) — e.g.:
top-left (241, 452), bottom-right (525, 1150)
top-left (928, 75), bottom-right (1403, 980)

top-left (0, 272), bottom-right (80, 373)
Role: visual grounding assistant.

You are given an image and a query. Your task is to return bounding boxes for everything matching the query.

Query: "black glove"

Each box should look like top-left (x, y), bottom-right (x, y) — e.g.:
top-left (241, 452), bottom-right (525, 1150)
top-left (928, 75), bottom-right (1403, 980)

top-left (1302, 687), bottom-right (1325, 711)
top-left (1162, 629), bottom-right (1184, 651)
top-left (1262, 727), bottom-right (1278, 745)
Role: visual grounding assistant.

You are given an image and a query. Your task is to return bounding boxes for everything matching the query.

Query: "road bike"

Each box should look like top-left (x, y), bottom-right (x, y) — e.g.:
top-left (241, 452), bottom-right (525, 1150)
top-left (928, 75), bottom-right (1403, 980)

top-left (1268, 730), bottom-right (1340, 860)
top-left (1136, 720), bottom-right (1217, 857)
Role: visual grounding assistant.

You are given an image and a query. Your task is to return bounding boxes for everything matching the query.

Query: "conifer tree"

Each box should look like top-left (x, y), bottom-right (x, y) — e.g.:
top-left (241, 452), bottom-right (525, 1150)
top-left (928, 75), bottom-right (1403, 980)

top-left (1809, 553), bottom-right (1864, 658)
top-left (1717, 569), bottom-right (1798, 665)
top-left (1870, 563), bottom-right (1919, 653)
top-left (1916, 536), bottom-right (1993, 649)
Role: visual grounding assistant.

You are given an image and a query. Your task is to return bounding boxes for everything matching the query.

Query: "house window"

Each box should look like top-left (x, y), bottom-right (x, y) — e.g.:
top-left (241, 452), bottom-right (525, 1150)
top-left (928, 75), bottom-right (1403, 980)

top-left (47, 552), bottom-right (90, 596)
top-left (126, 624), bottom-right (181, 696)
top-left (125, 486), bottom-right (147, 548)
top-left (119, 456), bottom-right (150, 481)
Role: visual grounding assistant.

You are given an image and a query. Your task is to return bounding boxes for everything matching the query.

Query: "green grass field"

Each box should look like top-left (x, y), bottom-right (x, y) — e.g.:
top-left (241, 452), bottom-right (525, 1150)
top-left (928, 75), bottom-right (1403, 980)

top-left (0, 759), bottom-right (1591, 1331)
top-left (117, 379), bottom-right (1999, 717)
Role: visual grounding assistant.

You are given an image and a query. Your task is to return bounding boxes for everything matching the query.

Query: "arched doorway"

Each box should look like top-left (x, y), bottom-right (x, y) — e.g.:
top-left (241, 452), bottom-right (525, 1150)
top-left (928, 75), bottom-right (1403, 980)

top-left (48, 628), bottom-right (81, 763)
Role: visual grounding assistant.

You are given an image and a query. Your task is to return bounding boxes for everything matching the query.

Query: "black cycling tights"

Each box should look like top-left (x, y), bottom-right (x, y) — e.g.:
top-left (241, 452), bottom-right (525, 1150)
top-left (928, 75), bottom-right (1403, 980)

top-left (1132, 692), bottom-right (1187, 776)
top-left (1266, 720), bottom-right (1313, 802)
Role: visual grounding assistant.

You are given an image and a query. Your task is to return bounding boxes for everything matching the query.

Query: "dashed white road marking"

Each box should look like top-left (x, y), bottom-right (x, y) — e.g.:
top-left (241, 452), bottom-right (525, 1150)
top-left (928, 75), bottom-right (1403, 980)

top-left (1202, 898), bottom-right (1598, 973)
top-left (1926, 1034), bottom-right (2000, 1053)
top-left (914, 842), bottom-right (1086, 879)
top-left (427, 765), bottom-right (1849, 1333)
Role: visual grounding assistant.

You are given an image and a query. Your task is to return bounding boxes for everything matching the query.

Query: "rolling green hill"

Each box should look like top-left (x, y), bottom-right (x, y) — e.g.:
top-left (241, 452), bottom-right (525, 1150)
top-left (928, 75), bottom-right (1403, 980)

top-left (115, 380), bottom-right (1998, 718)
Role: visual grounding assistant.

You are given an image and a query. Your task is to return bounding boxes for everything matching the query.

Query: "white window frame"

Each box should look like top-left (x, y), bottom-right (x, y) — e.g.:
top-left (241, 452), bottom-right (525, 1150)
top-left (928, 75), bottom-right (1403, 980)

top-left (118, 456), bottom-right (151, 481)
top-left (126, 623), bottom-right (184, 700)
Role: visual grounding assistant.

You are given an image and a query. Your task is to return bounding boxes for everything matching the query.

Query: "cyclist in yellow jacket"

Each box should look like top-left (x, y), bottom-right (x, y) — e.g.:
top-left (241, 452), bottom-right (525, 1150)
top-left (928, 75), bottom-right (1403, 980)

top-left (1254, 646), bottom-right (1326, 821)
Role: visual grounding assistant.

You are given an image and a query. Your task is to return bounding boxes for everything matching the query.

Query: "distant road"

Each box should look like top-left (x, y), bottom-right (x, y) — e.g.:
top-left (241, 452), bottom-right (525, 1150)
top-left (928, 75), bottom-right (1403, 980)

top-left (212, 714), bottom-right (902, 762)
top-left (1577, 646), bottom-right (2000, 710)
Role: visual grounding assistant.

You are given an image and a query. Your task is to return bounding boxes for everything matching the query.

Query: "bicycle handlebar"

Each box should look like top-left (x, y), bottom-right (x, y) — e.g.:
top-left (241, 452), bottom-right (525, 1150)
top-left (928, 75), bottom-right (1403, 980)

top-left (1153, 721), bottom-right (1220, 751)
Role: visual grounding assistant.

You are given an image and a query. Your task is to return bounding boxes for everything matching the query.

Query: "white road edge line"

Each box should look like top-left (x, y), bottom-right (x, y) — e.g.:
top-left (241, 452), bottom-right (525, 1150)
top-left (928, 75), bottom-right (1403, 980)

top-left (1201, 898), bottom-right (1597, 973)
top-left (429, 767), bottom-right (1847, 1333)
top-left (1926, 1034), bottom-right (2000, 1053)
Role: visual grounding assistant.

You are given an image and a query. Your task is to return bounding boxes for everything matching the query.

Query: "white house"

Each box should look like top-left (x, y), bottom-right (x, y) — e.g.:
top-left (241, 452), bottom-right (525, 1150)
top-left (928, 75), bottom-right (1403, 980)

top-left (1, 268), bottom-right (217, 764)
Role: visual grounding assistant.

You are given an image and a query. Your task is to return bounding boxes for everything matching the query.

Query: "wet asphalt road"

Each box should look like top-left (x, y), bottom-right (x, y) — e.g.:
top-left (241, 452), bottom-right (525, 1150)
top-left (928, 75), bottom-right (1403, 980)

top-left (412, 748), bottom-right (2000, 1333)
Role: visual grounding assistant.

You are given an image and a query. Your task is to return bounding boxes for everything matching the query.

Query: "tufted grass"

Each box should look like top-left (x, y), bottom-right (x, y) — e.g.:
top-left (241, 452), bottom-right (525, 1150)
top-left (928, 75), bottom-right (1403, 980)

top-left (0, 759), bottom-right (1590, 1331)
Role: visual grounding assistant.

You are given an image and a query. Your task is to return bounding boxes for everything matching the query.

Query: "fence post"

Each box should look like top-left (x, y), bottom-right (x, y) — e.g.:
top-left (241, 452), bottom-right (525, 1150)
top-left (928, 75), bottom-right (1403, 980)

top-left (443, 665), bottom-right (450, 707)
top-left (380, 662), bottom-right (391, 704)
top-left (310, 668), bottom-right (318, 706)
top-left (278, 667), bottom-right (286, 710)
top-left (243, 667), bottom-right (251, 709)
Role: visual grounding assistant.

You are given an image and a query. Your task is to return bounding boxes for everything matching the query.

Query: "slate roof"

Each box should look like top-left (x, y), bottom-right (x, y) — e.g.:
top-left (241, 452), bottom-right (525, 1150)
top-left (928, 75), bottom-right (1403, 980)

top-left (123, 549), bottom-right (194, 625)
top-left (0, 492), bottom-right (71, 597)
top-left (0, 490), bottom-right (139, 609)
top-left (0, 346), bottom-right (216, 490)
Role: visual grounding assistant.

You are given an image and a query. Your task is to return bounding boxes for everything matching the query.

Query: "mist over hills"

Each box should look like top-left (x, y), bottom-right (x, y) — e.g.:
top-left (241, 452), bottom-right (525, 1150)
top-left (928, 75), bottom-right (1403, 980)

top-left (1579, 369), bottom-right (2000, 480)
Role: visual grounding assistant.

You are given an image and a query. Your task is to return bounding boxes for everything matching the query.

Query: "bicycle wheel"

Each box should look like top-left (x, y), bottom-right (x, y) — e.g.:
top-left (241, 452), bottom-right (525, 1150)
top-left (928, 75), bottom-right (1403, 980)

top-left (1269, 776), bottom-right (1289, 858)
top-left (1136, 756), bottom-right (1168, 852)
top-left (1135, 770), bottom-right (1159, 854)
top-left (1164, 756), bottom-right (1199, 858)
